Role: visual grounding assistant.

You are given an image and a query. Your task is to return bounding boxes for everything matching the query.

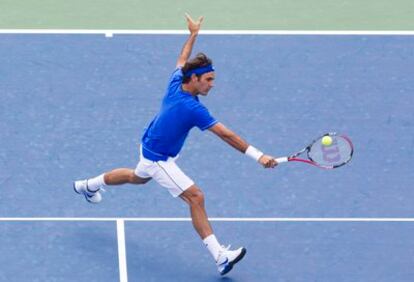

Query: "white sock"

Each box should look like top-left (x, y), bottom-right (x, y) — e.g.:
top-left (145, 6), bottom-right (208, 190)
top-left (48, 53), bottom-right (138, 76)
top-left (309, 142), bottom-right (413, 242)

top-left (87, 174), bottom-right (106, 192)
top-left (203, 234), bottom-right (223, 261)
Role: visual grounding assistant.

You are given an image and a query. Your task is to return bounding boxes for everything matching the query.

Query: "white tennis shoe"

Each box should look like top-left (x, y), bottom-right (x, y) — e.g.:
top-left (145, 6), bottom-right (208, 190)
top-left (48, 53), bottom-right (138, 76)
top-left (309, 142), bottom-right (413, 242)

top-left (73, 179), bottom-right (102, 204)
top-left (216, 245), bottom-right (246, 275)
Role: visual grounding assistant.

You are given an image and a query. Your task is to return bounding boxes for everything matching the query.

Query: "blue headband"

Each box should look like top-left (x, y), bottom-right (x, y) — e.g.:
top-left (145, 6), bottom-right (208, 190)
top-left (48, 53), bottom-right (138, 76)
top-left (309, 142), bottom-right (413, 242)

top-left (183, 65), bottom-right (215, 77)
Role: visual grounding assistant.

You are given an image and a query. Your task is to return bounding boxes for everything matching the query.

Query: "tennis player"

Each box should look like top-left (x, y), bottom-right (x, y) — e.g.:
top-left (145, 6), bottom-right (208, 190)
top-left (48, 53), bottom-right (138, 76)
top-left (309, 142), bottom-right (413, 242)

top-left (74, 14), bottom-right (277, 275)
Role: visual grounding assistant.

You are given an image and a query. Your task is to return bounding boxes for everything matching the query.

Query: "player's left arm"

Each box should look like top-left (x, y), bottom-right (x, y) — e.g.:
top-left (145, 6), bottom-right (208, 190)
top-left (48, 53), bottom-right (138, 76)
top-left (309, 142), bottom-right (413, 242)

top-left (208, 122), bottom-right (277, 168)
top-left (176, 13), bottom-right (204, 68)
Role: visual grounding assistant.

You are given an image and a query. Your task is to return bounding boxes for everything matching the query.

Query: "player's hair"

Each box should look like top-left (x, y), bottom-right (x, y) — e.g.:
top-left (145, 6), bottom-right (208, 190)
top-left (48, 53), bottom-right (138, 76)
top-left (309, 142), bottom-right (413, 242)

top-left (182, 53), bottom-right (213, 83)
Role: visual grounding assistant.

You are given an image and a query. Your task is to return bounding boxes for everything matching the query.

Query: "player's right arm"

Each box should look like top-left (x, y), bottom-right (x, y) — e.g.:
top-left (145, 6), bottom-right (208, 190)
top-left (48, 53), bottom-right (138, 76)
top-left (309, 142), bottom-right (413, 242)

top-left (176, 13), bottom-right (204, 68)
top-left (209, 122), bottom-right (277, 168)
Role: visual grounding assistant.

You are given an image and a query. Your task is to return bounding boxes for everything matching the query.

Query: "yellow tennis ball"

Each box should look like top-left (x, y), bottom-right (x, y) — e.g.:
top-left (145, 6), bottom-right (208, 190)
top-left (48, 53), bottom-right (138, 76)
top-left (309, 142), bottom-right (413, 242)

top-left (321, 136), bottom-right (333, 146)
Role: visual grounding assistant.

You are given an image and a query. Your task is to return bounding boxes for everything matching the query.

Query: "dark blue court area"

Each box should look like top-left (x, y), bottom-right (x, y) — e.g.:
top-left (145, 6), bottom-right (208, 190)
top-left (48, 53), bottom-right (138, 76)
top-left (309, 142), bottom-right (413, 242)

top-left (0, 34), bottom-right (413, 281)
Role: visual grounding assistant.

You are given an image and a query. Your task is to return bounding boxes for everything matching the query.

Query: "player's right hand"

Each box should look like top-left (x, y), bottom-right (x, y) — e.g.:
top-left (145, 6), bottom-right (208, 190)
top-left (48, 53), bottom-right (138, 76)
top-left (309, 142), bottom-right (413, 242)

top-left (185, 13), bottom-right (204, 34)
top-left (259, 154), bottom-right (277, 168)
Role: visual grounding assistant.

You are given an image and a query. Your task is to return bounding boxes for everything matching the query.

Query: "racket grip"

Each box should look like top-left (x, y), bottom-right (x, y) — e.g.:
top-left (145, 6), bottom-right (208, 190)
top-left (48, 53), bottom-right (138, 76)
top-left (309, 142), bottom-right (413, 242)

top-left (275, 157), bottom-right (288, 163)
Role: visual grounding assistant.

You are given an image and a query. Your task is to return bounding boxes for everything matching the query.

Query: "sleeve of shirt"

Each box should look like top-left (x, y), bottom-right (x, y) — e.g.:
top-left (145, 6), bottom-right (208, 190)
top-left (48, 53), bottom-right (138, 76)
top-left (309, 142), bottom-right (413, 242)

top-left (167, 68), bottom-right (183, 91)
top-left (192, 104), bottom-right (218, 131)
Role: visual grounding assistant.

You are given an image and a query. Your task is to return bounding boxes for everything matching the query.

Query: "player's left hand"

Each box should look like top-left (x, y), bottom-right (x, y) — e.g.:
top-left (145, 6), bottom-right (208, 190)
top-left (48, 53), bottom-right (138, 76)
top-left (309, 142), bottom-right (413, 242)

top-left (259, 154), bottom-right (277, 168)
top-left (185, 13), bottom-right (204, 35)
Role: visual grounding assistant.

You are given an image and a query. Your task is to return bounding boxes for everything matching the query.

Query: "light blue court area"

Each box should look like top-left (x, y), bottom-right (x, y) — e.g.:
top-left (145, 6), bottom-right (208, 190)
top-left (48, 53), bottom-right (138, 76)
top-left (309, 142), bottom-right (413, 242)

top-left (1, 220), bottom-right (414, 282)
top-left (125, 221), bottom-right (414, 282)
top-left (0, 221), bottom-right (119, 282)
top-left (0, 34), bottom-right (414, 281)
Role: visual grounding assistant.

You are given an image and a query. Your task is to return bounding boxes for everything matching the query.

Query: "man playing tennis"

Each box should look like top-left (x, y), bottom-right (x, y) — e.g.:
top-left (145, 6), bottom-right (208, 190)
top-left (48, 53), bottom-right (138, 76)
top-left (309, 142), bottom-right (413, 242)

top-left (74, 14), bottom-right (277, 275)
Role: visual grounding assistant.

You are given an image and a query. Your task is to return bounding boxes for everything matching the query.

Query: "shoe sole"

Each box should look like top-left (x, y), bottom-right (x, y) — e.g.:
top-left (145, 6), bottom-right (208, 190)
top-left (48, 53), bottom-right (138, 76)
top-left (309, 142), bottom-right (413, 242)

top-left (73, 182), bottom-right (98, 204)
top-left (73, 182), bottom-right (80, 194)
top-left (220, 247), bottom-right (247, 276)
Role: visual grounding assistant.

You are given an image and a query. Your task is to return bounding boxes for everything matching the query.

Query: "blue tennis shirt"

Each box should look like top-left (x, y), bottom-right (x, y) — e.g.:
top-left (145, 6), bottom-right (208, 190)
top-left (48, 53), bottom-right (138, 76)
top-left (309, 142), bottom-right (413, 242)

top-left (141, 68), bottom-right (218, 161)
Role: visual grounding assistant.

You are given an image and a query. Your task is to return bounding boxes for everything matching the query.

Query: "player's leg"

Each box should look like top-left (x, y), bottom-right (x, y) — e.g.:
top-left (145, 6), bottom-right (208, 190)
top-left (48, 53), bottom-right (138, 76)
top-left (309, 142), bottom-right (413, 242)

top-left (151, 159), bottom-right (246, 275)
top-left (73, 168), bottom-right (151, 203)
top-left (74, 150), bottom-right (153, 205)
top-left (104, 168), bottom-right (151, 185)
top-left (179, 185), bottom-right (246, 275)
top-left (179, 185), bottom-right (213, 239)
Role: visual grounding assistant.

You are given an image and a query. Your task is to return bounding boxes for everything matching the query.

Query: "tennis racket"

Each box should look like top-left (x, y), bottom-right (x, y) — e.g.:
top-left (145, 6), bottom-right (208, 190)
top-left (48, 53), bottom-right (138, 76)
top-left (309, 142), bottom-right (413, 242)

top-left (274, 132), bottom-right (354, 169)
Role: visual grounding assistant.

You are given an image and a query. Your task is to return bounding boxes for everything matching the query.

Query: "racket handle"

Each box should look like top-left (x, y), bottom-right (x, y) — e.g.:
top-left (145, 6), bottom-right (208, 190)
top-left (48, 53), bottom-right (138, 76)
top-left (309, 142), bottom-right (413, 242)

top-left (275, 157), bottom-right (288, 163)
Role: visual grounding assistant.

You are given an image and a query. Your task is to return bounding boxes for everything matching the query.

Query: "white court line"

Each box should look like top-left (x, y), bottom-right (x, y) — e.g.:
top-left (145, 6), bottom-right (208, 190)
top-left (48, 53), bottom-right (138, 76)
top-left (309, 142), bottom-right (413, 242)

top-left (1, 217), bottom-right (414, 222)
top-left (0, 29), bottom-right (413, 35)
top-left (117, 219), bottom-right (128, 282)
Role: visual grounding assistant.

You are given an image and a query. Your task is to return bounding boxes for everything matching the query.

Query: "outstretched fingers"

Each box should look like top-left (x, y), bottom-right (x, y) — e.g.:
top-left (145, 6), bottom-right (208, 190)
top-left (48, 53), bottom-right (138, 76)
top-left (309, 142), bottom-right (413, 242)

top-left (185, 13), bottom-right (204, 34)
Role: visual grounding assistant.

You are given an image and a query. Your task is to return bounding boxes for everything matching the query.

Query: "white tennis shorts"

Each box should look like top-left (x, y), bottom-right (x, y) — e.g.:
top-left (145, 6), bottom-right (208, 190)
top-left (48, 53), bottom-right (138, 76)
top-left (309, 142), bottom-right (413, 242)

top-left (134, 147), bottom-right (194, 197)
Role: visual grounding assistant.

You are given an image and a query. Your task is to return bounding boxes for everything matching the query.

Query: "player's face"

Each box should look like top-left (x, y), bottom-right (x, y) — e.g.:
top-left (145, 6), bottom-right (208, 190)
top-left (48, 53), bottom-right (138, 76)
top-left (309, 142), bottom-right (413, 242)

top-left (196, 72), bottom-right (215, 95)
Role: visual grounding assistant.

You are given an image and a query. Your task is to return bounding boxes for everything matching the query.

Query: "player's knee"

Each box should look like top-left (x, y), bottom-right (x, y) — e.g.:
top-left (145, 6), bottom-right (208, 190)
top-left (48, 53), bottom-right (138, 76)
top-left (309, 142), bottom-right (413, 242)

top-left (129, 171), bottom-right (150, 184)
top-left (188, 188), bottom-right (205, 206)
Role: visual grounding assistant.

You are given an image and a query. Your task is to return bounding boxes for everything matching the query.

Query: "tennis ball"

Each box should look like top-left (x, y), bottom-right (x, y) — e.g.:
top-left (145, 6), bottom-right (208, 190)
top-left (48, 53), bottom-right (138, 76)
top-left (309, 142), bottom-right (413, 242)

top-left (321, 136), bottom-right (333, 146)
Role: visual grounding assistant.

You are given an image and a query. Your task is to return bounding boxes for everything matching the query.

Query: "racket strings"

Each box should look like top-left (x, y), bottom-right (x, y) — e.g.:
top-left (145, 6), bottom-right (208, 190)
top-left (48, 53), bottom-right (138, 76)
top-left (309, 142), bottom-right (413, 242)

top-left (308, 135), bottom-right (353, 168)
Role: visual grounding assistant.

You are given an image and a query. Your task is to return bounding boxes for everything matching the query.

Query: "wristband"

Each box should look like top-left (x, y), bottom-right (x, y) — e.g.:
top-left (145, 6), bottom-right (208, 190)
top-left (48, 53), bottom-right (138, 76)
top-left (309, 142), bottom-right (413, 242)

top-left (245, 145), bottom-right (264, 162)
